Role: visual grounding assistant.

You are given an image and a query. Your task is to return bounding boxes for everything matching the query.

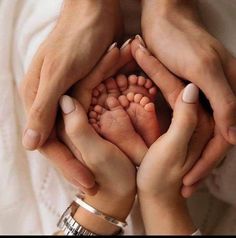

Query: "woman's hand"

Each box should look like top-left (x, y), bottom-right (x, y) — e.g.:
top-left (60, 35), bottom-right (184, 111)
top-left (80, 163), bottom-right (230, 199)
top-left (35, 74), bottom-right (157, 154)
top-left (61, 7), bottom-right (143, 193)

top-left (131, 37), bottom-right (232, 197)
top-left (59, 95), bottom-right (136, 235)
top-left (20, 0), bottom-right (122, 192)
top-left (141, 0), bottom-right (236, 145)
top-left (137, 84), bottom-right (199, 235)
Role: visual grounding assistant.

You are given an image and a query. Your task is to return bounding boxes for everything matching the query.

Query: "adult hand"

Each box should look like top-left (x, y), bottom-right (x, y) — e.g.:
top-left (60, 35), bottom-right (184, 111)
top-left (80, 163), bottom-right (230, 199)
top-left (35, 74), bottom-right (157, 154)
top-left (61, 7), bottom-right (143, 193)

top-left (141, 0), bottom-right (236, 145)
top-left (20, 0), bottom-right (122, 192)
top-left (138, 84), bottom-right (199, 235)
top-left (59, 95), bottom-right (135, 235)
top-left (131, 38), bottom-right (231, 197)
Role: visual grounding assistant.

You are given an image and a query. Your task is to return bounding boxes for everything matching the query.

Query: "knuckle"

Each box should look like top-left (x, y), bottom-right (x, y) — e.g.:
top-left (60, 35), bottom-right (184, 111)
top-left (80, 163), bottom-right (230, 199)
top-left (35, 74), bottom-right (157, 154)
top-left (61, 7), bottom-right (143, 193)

top-left (30, 104), bottom-right (45, 121)
top-left (182, 112), bottom-right (198, 129)
top-left (186, 50), bottom-right (220, 77)
top-left (223, 97), bottom-right (236, 114)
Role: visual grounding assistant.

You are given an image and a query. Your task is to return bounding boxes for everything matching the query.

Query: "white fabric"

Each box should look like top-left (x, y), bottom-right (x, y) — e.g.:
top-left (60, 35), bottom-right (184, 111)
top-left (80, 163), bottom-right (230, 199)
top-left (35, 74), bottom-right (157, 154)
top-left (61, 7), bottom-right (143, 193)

top-left (0, 0), bottom-right (236, 235)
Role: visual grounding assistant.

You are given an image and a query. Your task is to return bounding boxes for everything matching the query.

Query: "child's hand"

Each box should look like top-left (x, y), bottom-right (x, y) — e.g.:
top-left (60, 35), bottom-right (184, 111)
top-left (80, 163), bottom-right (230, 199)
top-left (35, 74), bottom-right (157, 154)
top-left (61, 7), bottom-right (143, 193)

top-left (137, 83), bottom-right (199, 199)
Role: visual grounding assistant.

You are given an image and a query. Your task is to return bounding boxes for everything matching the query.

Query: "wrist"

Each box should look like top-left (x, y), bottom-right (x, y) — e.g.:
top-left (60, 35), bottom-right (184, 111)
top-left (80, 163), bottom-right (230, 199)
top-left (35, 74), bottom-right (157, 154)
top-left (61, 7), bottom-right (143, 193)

top-left (139, 193), bottom-right (196, 234)
top-left (73, 191), bottom-right (135, 235)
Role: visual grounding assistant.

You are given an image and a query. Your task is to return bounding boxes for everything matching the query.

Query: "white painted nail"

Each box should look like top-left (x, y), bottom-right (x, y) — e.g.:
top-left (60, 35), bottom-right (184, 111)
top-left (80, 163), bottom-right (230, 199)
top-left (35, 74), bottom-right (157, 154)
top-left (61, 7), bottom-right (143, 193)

top-left (121, 38), bottom-right (132, 49)
top-left (135, 34), bottom-right (145, 46)
top-left (60, 95), bottom-right (75, 114)
top-left (107, 42), bottom-right (117, 52)
top-left (182, 84), bottom-right (199, 103)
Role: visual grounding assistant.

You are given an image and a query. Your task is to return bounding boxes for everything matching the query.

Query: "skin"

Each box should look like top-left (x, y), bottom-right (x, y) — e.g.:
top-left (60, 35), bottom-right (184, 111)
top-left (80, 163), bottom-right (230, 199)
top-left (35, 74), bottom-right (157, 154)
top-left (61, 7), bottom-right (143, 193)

top-left (20, 0), bottom-right (122, 192)
top-left (131, 38), bottom-right (232, 197)
top-left (60, 96), bottom-right (136, 235)
top-left (58, 44), bottom-right (198, 234)
top-left (140, 0), bottom-right (236, 194)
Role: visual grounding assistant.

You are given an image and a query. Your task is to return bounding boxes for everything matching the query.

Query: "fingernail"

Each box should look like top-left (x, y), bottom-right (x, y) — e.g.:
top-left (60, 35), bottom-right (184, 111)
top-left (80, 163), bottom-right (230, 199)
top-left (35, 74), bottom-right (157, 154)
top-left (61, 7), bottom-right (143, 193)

top-left (135, 34), bottom-right (145, 46)
top-left (182, 84), bottom-right (199, 103)
top-left (228, 126), bottom-right (236, 142)
top-left (60, 95), bottom-right (75, 114)
top-left (121, 38), bottom-right (132, 49)
top-left (22, 129), bottom-right (40, 150)
top-left (107, 42), bottom-right (117, 52)
top-left (139, 44), bottom-right (149, 54)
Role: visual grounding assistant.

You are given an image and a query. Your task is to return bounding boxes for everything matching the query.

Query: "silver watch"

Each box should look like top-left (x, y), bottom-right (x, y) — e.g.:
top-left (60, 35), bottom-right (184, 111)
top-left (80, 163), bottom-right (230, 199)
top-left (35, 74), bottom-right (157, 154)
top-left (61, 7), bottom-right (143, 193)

top-left (57, 201), bottom-right (96, 236)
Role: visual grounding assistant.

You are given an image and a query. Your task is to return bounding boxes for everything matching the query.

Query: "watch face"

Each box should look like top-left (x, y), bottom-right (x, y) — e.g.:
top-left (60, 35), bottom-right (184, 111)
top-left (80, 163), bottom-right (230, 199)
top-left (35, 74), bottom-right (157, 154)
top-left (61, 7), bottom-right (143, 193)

top-left (57, 205), bottom-right (71, 229)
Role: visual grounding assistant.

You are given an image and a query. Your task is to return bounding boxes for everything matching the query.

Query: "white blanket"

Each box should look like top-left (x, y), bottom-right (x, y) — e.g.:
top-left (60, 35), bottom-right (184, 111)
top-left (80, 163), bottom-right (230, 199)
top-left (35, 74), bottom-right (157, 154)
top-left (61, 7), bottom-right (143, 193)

top-left (0, 0), bottom-right (236, 235)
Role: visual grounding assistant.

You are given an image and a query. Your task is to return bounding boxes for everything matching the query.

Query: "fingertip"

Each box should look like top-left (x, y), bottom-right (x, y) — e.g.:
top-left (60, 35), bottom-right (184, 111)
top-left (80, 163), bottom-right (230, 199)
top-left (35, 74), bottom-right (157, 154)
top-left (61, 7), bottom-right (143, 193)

top-left (182, 84), bottom-right (199, 104)
top-left (60, 95), bottom-right (76, 115)
top-left (181, 182), bottom-right (201, 198)
top-left (22, 128), bottom-right (41, 150)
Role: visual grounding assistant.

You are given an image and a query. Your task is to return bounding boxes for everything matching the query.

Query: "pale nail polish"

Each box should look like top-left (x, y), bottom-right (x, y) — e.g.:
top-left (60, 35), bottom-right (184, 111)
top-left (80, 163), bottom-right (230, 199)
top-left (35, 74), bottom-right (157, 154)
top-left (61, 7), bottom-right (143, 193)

top-left (60, 95), bottom-right (75, 114)
top-left (135, 34), bottom-right (145, 46)
top-left (120, 38), bottom-right (132, 49)
top-left (107, 42), bottom-right (117, 52)
top-left (22, 128), bottom-right (40, 150)
top-left (182, 84), bottom-right (199, 103)
top-left (229, 126), bottom-right (236, 142)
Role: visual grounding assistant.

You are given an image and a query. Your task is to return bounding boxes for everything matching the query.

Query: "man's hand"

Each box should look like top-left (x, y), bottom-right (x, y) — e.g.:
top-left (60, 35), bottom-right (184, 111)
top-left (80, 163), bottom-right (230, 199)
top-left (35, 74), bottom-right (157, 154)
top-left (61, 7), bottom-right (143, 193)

top-left (141, 0), bottom-right (236, 145)
top-left (20, 0), bottom-right (122, 192)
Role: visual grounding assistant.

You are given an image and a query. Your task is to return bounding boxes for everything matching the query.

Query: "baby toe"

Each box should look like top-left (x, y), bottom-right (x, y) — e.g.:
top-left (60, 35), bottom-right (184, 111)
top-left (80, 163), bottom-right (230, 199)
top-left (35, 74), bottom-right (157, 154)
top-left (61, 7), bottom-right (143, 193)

top-left (134, 93), bottom-right (143, 103)
top-left (138, 76), bottom-right (146, 86)
top-left (144, 79), bottom-right (153, 89)
top-left (118, 95), bottom-right (129, 108)
top-left (128, 75), bottom-right (138, 85)
top-left (116, 74), bottom-right (128, 91)
top-left (140, 96), bottom-right (150, 106)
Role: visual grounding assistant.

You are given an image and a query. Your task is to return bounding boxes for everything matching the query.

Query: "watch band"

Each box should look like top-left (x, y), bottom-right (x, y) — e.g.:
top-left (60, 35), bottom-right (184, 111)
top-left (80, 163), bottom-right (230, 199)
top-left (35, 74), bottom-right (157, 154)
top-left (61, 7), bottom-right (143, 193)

top-left (63, 214), bottom-right (96, 236)
top-left (57, 201), bottom-right (96, 236)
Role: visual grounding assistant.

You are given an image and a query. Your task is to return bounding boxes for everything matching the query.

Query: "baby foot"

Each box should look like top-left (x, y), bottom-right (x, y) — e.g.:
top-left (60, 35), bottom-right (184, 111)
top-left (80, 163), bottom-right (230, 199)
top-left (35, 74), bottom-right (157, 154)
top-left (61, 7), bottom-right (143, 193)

top-left (121, 92), bottom-right (160, 147)
top-left (89, 96), bottom-right (148, 165)
top-left (116, 74), bottom-right (157, 100)
top-left (91, 78), bottom-right (120, 107)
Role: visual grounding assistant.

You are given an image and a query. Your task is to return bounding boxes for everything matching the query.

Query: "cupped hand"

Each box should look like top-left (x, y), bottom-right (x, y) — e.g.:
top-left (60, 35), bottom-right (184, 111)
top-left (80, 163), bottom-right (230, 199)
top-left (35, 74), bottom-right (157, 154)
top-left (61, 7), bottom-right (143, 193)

top-left (131, 38), bottom-right (231, 197)
top-left (20, 0), bottom-right (122, 193)
top-left (56, 38), bottom-right (136, 194)
top-left (137, 83), bottom-right (199, 198)
top-left (141, 0), bottom-right (236, 145)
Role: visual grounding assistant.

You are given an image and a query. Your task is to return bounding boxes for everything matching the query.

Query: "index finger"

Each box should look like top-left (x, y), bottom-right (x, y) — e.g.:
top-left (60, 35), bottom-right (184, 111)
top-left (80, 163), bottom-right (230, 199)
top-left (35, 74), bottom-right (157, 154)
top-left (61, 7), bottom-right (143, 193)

top-left (131, 39), bottom-right (184, 109)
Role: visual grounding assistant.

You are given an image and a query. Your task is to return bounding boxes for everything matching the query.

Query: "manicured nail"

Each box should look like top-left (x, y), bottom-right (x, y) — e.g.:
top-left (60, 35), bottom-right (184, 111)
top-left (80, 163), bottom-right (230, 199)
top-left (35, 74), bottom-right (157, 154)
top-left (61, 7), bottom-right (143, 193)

top-left (107, 42), bottom-right (117, 52)
top-left (22, 129), bottom-right (40, 150)
top-left (139, 44), bottom-right (149, 54)
top-left (228, 126), bottom-right (236, 142)
top-left (60, 95), bottom-right (75, 114)
top-left (121, 38), bottom-right (132, 49)
top-left (135, 34), bottom-right (145, 46)
top-left (182, 84), bottom-right (199, 103)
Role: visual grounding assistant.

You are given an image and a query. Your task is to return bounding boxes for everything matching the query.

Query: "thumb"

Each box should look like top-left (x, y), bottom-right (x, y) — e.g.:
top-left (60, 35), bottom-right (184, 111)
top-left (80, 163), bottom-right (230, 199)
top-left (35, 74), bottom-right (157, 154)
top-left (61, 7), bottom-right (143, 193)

top-left (22, 81), bottom-right (61, 150)
top-left (167, 84), bottom-right (199, 146)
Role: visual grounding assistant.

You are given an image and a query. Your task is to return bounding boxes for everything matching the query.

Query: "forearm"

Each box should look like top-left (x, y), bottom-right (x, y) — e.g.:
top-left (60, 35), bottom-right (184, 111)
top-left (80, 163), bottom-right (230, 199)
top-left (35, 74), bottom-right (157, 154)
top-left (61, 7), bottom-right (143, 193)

top-left (139, 194), bottom-right (196, 235)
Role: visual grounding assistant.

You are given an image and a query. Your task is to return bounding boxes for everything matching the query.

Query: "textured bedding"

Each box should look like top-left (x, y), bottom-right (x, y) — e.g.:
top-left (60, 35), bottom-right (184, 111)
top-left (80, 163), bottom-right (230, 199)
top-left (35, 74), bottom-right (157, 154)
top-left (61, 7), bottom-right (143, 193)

top-left (0, 0), bottom-right (236, 234)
